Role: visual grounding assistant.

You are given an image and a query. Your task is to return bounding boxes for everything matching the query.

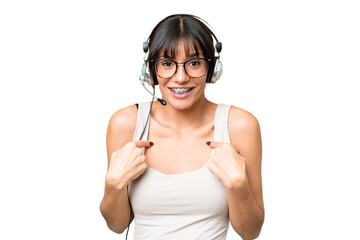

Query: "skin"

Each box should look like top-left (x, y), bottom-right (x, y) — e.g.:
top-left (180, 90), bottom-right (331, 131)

top-left (100, 40), bottom-right (264, 239)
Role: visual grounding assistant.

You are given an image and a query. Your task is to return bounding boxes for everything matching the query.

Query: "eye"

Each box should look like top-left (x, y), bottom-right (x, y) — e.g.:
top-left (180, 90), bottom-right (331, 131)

top-left (187, 59), bottom-right (203, 67)
top-left (159, 60), bottom-right (175, 68)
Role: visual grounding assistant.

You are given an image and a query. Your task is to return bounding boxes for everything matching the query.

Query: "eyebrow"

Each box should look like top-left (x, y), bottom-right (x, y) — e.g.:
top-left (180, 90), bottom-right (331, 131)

top-left (159, 53), bottom-right (203, 59)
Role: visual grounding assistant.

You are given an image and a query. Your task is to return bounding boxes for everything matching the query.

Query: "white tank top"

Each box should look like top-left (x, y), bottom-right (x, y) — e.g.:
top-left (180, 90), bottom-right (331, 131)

top-left (128, 102), bottom-right (232, 240)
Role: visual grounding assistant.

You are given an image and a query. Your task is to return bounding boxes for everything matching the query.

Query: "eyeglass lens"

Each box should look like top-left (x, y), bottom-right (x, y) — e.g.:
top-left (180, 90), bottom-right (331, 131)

top-left (155, 59), bottom-right (207, 78)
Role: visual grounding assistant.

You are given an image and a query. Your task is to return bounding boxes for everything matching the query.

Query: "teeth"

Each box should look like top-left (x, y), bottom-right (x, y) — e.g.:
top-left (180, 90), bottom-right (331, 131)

top-left (170, 88), bottom-right (192, 94)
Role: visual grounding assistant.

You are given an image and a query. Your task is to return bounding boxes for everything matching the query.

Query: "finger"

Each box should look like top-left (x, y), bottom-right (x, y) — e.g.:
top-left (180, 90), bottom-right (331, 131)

top-left (132, 161), bottom-right (148, 180)
top-left (130, 147), bottom-right (143, 159)
top-left (136, 154), bottom-right (147, 164)
top-left (134, 141), bottom-right (154, 148)
top-left (207, 160), bottom-right (221, 180)
top-left (206, 141), bottom-right (224, 148)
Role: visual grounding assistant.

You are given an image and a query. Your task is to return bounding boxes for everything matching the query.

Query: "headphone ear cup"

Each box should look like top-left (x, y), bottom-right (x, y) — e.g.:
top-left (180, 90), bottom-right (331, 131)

top-left (211, 58), bottom-right (223, 83)
top-left (140, 61), bottom-right (154, 86)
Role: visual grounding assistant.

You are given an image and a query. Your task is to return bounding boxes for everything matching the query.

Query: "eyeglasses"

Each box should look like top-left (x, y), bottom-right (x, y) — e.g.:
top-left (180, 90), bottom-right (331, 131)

top-left (152, 58), bottom-right (210, 79)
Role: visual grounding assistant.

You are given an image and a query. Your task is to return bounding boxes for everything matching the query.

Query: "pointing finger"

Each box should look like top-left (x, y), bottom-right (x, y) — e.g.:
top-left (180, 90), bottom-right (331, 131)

top-left (206, 141), bottom-right (224, 148)
top-left (134, 141), bottom-right (154, 148)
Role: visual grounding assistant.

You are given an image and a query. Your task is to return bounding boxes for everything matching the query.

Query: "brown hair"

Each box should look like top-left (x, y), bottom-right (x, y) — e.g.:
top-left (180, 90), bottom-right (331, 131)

top-left (147, 14), bottom-right (218, 84)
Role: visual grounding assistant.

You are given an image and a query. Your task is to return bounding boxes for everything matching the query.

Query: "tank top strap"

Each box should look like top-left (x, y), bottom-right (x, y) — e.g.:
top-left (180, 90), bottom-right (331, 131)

top-left (132, 102), bottom-right (151, 141)
top-left (214, 103), bottom-right (232, 144)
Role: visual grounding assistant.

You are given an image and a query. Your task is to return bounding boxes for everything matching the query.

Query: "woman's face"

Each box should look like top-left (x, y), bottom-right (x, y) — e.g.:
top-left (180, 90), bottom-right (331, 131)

top-left (156, 40), bottom-right (208, 111)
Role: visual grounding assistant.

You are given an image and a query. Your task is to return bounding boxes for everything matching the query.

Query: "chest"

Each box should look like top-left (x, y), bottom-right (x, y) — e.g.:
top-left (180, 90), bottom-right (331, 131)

top-left (129, 167), bottom-right (229, 217)
top-left (144, 121), bottom-right (214, 174)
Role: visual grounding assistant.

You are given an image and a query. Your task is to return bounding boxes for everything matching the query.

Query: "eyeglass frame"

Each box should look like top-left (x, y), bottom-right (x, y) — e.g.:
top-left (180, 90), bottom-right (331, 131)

top-left (151, 58), bottom-right (211, 79)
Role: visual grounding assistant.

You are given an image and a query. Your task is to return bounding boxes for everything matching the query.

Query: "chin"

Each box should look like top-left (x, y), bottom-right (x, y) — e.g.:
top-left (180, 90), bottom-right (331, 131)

top-left (169, 101), bottom-right (193, 111)
top-left (165, 96), bottom-right (204, 111)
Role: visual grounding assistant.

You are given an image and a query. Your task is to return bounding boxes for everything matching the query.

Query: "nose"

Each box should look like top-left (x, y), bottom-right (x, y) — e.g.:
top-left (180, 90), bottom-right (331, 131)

top-left (172, 64), bottom-right (190, 83)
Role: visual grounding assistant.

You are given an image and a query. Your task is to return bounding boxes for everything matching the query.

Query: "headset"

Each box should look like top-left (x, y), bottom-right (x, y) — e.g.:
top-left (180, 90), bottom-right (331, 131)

top-left (139, 17), bottom-right (223, 98)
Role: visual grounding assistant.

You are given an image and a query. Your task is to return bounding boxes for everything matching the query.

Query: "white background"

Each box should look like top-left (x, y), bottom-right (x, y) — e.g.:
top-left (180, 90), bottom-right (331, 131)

top-left (1, 0), bottom-right (359, 239)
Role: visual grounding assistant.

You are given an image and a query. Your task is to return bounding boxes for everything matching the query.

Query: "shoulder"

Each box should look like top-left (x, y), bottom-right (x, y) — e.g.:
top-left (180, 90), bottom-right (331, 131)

top-left (228, 106), bottom-right (260, 135)
top-left (107, 104), bottom-right (138, 145)
top-left (105, 104), bottom-right (138, 165)
top-left (109, 104), bottom-right (137, 129)
top-left (228, 106), bottom-right (261, 152)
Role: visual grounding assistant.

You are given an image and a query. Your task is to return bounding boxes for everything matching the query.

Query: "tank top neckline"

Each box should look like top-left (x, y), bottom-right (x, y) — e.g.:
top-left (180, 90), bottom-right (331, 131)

top-left (134, 102), bottom-right (232, 176)
top-left (143, 104), bottom-right (221, 176)
top-left (146, 160), bottom-right (210, 176)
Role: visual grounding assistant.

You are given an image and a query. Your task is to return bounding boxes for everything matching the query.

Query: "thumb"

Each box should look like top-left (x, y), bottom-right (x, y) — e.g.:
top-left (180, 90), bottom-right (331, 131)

top-left (134, 141), bottom-right (154, 148)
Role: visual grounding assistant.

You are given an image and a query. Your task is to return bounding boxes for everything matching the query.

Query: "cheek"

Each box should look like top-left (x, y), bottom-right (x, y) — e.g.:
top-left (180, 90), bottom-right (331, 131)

top-left (157, 78), bottom-right (169, 93)
top-left (198, 76), bottom-right (208, 87)
top-left (157, 77), bottom-right (168, 86)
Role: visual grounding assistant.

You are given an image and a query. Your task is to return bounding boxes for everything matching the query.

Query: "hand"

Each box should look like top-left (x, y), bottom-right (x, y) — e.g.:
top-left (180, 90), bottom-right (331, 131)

top-left (106, 141), bottom-right (153, 190)
top-left (206, 141), bottom-right (249, 191)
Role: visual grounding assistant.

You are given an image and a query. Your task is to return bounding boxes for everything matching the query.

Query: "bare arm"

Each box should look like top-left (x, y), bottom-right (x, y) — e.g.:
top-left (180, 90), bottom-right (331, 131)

top-left (100, 181), bottom-right (132, 234)
top-left (207, 107), bottom-right (264, 239)
top-left (228, 107), bottom-right (264, 239)
top-left (100, 105), bottom-right (152, 233)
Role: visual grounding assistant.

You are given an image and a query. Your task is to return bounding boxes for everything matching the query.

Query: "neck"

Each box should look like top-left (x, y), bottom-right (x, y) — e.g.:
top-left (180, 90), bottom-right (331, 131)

top-left (152, 98), bottom-right (217, 130)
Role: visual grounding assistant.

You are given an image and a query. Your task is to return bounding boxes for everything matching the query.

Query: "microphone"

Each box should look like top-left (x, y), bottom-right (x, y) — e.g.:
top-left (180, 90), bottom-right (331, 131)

top-left (157, 98), bottom-right (167, 106)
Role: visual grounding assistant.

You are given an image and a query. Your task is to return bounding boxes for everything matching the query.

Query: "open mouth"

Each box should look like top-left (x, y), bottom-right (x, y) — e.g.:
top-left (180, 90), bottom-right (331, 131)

top-left (169, 87), bottom-right (194, 95)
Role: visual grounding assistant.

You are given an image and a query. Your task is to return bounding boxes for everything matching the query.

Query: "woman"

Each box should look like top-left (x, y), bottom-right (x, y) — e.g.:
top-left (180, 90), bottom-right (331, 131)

top-left (100, 14), bottom-right (264, 240)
